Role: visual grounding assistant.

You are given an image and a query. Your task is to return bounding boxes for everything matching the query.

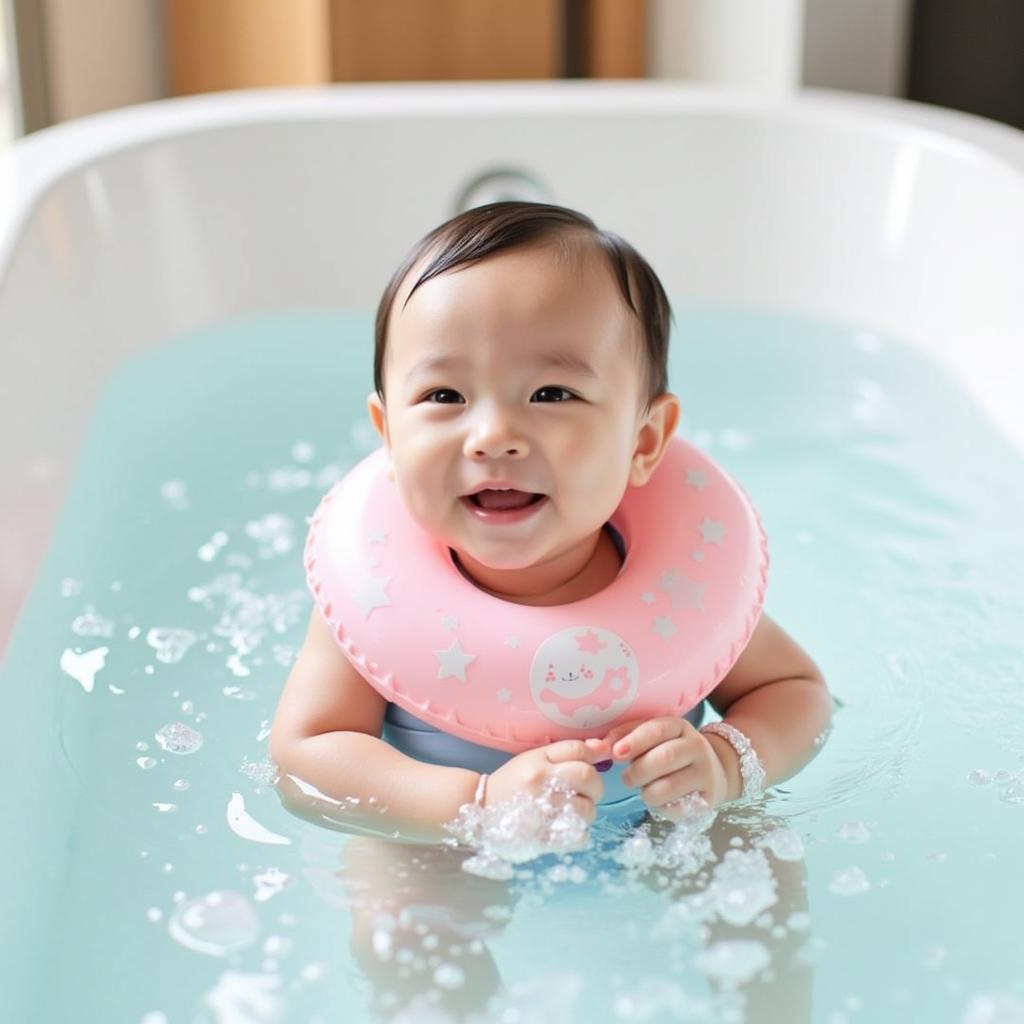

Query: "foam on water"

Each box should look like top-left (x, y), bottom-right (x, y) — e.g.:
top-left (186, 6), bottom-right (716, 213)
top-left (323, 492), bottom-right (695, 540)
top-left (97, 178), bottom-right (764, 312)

top-left (59, 645), bottom-right (108, 692)
top-left (146, 627), bottom-right (197, 664)
top-left (837, 821), bottom-right (872, 845)
top-left (154, 722), bottom-right (203, 754)
top-left (226, 793), bottom-right (292, 846)
top-left (202, 971), bottom-right (283, 1024)
top-left (757, 827), bottom-right (806, 861)
top-left (695, 939), bottom-right (771, 986)
top-left (71, 606), bottom-right (115, 638)
top-left (828, 866), bottom-right (871, 896)
top-left (705, 848), bottom-right (779, 927)
top-left (615, 798), bottom-right (718, 876)
top-left (444, 778), bottom-right (591, 877)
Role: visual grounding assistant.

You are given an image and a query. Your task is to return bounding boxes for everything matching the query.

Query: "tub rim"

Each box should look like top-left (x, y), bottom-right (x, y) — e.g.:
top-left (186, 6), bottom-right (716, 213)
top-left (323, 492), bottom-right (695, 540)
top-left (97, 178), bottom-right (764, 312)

top-left (3, 80), bottom-right (1024, 284)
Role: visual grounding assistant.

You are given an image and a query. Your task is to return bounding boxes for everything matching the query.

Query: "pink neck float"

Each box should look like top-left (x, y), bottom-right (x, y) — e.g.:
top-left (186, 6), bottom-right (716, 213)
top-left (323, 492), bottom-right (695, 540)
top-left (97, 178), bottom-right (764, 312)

top-left (305, 435), bottom-right (769, 753)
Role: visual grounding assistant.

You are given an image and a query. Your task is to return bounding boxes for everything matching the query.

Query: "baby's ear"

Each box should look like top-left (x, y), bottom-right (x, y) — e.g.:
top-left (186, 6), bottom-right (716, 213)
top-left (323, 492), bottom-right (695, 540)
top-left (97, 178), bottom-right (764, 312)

top-left (366, 393), bottom-right (395, 479)
top-left (366, 393), bottom-right (389, 447)
top-left (629, 394), bottom-right (681, 486)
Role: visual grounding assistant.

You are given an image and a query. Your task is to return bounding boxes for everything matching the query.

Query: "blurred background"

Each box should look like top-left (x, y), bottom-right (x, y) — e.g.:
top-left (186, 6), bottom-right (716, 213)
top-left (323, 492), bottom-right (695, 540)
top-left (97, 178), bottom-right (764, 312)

top-left (0, 0), bottom-right (1022, 148)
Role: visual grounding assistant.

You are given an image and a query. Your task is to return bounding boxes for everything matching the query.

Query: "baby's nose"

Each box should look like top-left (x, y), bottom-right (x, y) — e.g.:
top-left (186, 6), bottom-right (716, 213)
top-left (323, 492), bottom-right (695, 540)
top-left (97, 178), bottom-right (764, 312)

top-left (464, 408), bottom-right (530, 460)
top-left (468, 440), bottom-right (526, 458)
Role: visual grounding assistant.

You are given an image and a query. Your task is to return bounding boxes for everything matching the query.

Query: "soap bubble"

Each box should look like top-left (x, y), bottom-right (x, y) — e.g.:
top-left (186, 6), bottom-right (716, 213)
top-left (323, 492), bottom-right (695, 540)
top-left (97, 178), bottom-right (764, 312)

top-left (146, 627), bottom-right (197, 664)
top-left (838, 821), bottom-right (872, 845)
top-left (708, 848), bottom-right (778, 927)
top-left (829, 866), bottom-right (870, 896)
top-left (168, 891), bottom-right (260, 957)
top-left (244, 513), bottom-right (295, 558)
top-left (962, 992), bottom-right (1024, 1024)
top-left (696, 939), bottom-right (771, 985)
top-left (291, 441), bottom-right (315, 463)
top-left (614, 977), bottom-right (725, 1022)
top-left (616, 831), bottom-right (656, 870)
top-left (445, 777), bottom-right (590, 874)
top-left (155, 722), bottom-right (203, 755)
top-left (1000, 772), bottom-right (1024, 805)
top-left (616, 796), bottom-right (717, 877)
top-left (252, 867), bottom-right (290, 904)
top-left (653, 792), bottom-right (717, 832)
top-left (433, 963), bottom-right (466, 990)
top-left (759, 827), bottom-right (806, 861)
top-left (71, 606), bottom-right (114, 638)
top-left (202, 971), bottom-right (282, 1023)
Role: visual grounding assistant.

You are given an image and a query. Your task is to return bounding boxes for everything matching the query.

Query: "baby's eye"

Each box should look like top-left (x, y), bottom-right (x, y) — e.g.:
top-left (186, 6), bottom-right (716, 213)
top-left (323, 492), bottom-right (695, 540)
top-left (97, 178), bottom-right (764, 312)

top-left (424, 388), bottom-right (464, 404)
top-left (531, 386), bottom-right (576, 403)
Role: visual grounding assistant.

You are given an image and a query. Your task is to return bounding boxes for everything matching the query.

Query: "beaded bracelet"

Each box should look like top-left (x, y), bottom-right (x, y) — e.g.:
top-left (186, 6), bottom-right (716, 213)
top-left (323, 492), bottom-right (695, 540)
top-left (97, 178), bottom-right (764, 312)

top-left (699, 721), bottom-right (767, 802)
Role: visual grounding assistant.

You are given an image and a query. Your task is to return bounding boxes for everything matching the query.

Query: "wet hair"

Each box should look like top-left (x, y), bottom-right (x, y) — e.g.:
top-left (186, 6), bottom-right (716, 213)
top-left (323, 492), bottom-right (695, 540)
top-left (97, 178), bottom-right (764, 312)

top-left (373, 201), bottom-right (673, 411)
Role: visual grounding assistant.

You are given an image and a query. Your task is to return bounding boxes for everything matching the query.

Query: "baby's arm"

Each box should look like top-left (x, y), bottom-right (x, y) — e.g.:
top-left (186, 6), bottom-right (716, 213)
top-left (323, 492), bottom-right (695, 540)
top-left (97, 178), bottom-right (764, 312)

top-left (270, 609), bottom-right (607, 843)
top-left (602, 614), bottom-right (830, 812)
top-left (701, 613), bottom-right (831, 799)
top-left (270, 609), bottom-right (481, 844)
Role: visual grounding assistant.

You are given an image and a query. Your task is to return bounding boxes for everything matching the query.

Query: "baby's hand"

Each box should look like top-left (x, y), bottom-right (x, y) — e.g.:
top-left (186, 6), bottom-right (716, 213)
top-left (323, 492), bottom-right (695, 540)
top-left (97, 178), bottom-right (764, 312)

top-left (487, 738), bottom-right (608, 824)
top-left (603, 717), bottom-right (732, 818)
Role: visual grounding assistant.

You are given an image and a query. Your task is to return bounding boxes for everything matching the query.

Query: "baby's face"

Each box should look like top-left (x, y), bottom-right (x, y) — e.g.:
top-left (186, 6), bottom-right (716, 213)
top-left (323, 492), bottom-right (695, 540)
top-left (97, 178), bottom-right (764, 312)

top-left (368, 243), bottom-right (657, 585)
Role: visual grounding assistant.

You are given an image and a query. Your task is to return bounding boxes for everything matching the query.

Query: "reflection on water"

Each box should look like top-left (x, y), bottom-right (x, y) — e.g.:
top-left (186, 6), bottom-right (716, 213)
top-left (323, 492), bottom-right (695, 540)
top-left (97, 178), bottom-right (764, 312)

top-left (2, 308), bottom-right (1024, 1021)
top-left (300, 806), bottom-right (812, 1023)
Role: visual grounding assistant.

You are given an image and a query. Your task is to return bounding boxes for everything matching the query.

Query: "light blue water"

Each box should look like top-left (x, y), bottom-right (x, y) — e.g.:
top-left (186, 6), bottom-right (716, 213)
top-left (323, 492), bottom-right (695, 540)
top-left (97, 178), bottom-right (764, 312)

top-left (1, 308), bottom-right (1023, 1023)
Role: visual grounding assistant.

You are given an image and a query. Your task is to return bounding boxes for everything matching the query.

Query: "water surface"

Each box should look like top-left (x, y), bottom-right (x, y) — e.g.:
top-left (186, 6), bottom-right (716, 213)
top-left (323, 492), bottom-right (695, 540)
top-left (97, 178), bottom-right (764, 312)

top-left (2, 307), bottom-right (1022, 1023)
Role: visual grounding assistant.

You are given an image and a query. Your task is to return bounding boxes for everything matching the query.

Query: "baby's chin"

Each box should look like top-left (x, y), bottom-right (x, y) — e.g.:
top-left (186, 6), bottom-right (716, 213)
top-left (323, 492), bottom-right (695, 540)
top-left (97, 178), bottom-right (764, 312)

top-left (448, 544), bottom-right (540, 576)
top-left (451, 534), bottom-right (601, 579)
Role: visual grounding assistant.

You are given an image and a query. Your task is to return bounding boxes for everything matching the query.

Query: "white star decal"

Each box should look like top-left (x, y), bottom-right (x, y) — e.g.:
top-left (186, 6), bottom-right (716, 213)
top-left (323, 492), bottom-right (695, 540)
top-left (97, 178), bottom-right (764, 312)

top-left (504, 635), bottom-right (521, 649)
top-left (442, 613), bottom-right (459, 631)
top-left (353, 575), bottom-right (392, 618)
top-left (692, 550), bottom-right (706, 563)
top-left (686, 469), bottom-right (709, 490)
top-left (434, 640), bottom-right (476, 682)
top-left (658, 569), bottom-right (679, 590)
top-left (497, 688), bottom-right (512, 704)
top-left (666, 574), bottom-right (706, 611)
top-left (699, 518), bottom-right (726, 545)
top-left (653, 615), bottom-right (677, 639)
top-left (641, 592), bottom-right (656, 605)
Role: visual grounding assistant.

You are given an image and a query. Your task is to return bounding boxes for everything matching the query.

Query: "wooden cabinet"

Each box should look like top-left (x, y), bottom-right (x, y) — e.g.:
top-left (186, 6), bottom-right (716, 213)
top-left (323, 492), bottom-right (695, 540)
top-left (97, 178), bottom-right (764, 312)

top-left (167, 0), bottom-right (645, 95)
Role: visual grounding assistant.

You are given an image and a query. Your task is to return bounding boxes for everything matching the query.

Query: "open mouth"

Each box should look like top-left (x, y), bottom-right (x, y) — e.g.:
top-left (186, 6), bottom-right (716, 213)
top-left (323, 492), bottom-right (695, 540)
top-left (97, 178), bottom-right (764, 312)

top-left (466, 490), bottom-right (545, 511)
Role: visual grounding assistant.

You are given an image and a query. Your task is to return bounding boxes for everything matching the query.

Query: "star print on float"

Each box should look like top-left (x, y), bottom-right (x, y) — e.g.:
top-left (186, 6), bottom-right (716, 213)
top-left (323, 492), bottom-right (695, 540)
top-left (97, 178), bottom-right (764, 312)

top-left (529, 626), bottom-right (639, 729)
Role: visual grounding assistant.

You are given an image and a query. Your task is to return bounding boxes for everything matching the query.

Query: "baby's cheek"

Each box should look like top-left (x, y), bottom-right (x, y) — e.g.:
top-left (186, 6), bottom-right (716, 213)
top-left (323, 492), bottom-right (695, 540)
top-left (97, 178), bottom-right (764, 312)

top-left (399, 482), bottom-right (443, 527)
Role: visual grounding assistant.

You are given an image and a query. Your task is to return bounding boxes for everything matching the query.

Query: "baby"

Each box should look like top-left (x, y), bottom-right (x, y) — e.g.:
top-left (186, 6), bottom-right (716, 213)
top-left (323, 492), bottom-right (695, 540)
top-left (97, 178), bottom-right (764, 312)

top-left (270, 201), bottom-right (832, 844)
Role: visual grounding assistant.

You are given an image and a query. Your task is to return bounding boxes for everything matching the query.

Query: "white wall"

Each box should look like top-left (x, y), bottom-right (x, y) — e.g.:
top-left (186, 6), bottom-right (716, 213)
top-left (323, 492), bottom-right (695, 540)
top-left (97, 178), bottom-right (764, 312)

top-left (648, 0), bottom-right (914, 98)
top-left (802, 0), bottom-right (914, 97)
top-left (647, 0), bottom-right (806, 91)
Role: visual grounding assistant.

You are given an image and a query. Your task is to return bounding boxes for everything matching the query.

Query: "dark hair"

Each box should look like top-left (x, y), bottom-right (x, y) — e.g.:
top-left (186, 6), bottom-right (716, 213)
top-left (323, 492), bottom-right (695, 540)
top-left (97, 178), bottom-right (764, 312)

top-left (373, 201), bottom-right (672, 410)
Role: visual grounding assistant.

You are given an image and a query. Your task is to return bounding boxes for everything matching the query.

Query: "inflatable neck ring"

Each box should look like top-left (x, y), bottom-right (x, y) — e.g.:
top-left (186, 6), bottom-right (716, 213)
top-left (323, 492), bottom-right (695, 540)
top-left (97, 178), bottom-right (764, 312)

top-left (305, 435), bottom-right (769, 753)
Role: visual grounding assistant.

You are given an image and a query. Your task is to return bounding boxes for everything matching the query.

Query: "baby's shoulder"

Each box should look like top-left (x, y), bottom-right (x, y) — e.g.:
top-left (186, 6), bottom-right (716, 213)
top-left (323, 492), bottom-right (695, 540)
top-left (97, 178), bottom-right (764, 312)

top-left (272, 610), bottom-right (386, 743)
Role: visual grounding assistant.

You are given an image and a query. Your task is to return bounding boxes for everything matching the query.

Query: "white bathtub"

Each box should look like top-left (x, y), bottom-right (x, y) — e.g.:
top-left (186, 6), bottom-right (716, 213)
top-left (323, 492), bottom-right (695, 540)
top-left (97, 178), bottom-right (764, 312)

top-left (3, 83), bottom-right (1024, 1022)
top-left (2, 81), bottom-right (1023, 656)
